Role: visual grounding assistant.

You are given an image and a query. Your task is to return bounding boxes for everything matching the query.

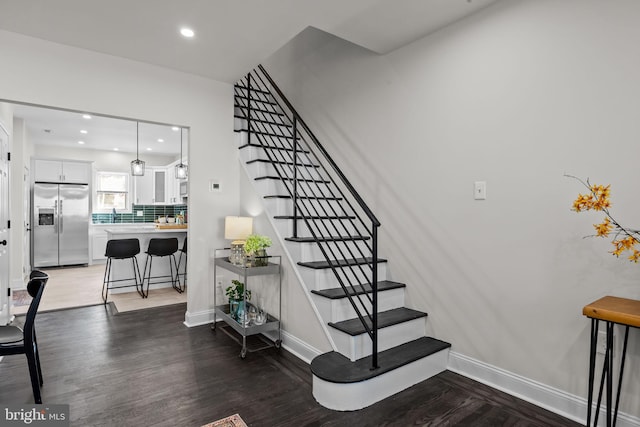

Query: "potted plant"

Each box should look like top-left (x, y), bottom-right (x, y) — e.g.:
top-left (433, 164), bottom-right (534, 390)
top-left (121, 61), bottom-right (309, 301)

top-left (244, 234), bottom-right (272, 266)
top-left (226, 279), bottom-right (251, 321)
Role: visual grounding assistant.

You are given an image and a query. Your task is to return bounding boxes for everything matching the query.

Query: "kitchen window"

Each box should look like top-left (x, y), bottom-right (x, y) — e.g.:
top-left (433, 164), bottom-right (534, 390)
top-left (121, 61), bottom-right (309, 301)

top-left (95, 171), bottom-right (130, 212)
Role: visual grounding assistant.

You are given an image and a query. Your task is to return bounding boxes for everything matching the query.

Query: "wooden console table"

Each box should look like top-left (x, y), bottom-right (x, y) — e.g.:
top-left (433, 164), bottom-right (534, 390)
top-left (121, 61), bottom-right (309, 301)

top-left (583, 296), bottom-right (640, 427)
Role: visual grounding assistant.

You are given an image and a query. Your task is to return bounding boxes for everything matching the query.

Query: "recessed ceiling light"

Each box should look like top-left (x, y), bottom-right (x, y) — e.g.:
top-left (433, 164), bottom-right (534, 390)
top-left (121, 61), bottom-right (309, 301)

top-left (171, 126), bottom-right (180, 131)
top-left (180, 27), bottom-right (195, 38)
top-left (82, 114), bottom-right (91, 120)
top-left (157, 138), bottom-right (164, 142)
top-left (146, 147), bottom-right (152, 151)
top-left (80, 130), bottom-right (88, 134)
top-left (78, 141), bottom-right (85, 145)
top-left (113, 148), bottom-right (119, 151)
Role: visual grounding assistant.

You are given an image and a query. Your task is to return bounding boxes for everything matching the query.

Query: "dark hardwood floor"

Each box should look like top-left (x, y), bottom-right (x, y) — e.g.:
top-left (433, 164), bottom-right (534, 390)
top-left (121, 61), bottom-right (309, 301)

top-left (0, 303), bottom-right (581, 427)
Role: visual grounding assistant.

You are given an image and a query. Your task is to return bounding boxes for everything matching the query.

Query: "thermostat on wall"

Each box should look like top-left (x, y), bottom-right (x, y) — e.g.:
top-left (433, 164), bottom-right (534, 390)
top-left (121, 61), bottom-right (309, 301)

top-left (209, 179), bottom-right (221, 192)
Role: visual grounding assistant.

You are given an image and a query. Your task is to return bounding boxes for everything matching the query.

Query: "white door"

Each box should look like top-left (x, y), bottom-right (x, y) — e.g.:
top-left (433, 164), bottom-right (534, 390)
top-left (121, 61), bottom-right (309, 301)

top-left (23, 166), bottom-right (31, 278)
top-left (0, 123), bottom-right (10, 325)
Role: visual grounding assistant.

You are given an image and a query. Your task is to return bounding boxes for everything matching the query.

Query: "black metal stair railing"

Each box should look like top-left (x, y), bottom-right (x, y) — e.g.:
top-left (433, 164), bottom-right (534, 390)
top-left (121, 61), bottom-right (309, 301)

top-left (234, 65), bottom-right (382, 369)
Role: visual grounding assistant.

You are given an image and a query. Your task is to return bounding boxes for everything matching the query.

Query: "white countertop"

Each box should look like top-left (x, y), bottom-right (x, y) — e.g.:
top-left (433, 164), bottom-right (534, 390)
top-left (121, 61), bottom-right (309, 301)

top-left (105, 227), bottom-right (187, 235)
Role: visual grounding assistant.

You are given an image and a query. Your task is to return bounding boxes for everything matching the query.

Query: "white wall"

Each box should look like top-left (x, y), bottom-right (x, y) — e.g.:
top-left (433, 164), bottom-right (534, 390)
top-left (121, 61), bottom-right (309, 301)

top-left (10, 117), bottom-right (28, 288)
top-left (32, 144), bottom-right (176, 172)
top-left (0, 29), bottom-right (237, 322)
top-left (262, 0), bottom-right (640, 418)
top-left (239, 169), bottom-right (331, 353)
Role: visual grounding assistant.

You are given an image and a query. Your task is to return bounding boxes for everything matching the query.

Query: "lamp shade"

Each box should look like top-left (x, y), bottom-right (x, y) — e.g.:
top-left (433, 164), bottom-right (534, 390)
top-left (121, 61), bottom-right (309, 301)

top-left (224, 216), bottom-right (253, 241)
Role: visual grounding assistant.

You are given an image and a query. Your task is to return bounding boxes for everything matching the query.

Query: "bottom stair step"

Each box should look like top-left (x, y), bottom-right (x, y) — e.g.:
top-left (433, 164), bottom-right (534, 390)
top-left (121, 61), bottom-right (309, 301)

top-left (311, 337), bottom-right (451, 411)
top-left (311, 336), bottom-right (451, 383)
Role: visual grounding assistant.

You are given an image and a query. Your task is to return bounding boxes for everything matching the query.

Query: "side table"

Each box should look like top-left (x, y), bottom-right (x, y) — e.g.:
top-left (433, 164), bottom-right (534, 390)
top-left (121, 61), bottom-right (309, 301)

top-left (583, 296), bottom-right (640, 427)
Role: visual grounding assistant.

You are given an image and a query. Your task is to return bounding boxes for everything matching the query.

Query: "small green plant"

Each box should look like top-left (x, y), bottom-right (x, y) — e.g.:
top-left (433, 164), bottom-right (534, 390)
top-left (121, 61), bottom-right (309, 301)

top-left (243, 234), bottom-right (272, 255)
top-left (225, 279), bottom-right (251, 301)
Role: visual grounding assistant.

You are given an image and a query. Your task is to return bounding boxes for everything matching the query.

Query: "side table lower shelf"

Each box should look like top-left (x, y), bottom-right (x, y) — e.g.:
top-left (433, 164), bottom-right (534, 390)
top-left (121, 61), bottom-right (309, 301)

top-left (212, 304), bottom-right (282, 358)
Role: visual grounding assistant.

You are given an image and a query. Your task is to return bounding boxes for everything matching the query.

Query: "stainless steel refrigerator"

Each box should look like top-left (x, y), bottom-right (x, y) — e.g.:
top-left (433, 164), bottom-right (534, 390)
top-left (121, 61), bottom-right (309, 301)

top-left (33, 183), bottom-right (89, 267)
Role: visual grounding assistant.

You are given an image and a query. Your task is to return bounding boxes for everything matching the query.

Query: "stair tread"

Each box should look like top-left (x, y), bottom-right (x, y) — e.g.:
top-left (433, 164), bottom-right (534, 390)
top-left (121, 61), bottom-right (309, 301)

top-left (234, 115), bottom-right (292, 127)
top-left (234, 84), bottom-right (271, 95)
top-left (235, 94), bottom-right (277, 105)
top-left (264, 195), bottom-right (342, 201)
top-left (234, 129), bottom-right (300, 139)
top-left (298, 257), bottom-right (387, 270)
top-left (285, 235), bottom-right (370, 243)
top-left (246, 159), bottom-right (318, 168)
top-left (238, 143), bottom-right (309, 153)
top-left (255, 176), bottom-right (330, 183)
top-left (275, 215), bottom-right (354, 220)
top-left (311, 280), bottom-right (405, 299)
top-left (328, 307), bottom-right (426, 336)
top-left (234, 105), bottom-right (286, 117)
top-left (311, 336), bottom-right (451, 383)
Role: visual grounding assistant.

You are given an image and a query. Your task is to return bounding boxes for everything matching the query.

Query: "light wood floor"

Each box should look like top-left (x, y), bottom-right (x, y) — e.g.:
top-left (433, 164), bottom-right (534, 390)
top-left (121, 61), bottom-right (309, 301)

top-left (13, 264), bottom-right (187, 315)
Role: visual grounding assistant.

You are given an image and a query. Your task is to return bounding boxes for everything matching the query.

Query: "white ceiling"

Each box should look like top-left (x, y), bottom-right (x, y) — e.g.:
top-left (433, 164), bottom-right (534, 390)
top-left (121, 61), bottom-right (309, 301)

top-left (12, 103), bottom-right (187, 155)
top-left (0, 0), bottom-right (499, 154)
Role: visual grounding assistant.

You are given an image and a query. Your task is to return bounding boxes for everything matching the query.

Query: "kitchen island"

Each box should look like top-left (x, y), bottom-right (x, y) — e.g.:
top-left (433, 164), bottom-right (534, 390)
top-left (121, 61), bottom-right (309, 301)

top-left (103, 226), bottom-right (187, 293)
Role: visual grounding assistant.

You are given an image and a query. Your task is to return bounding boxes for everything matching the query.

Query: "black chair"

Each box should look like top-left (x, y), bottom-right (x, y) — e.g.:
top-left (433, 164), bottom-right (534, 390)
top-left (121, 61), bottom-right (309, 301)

top-left (102, 238), bottom-right (144, 303)
top-left (142, 238), bottom-right (182, 295)
top-left (176, 237), bottom-right (187, 290)
top-left (0, 272), bottom-right (49, 403)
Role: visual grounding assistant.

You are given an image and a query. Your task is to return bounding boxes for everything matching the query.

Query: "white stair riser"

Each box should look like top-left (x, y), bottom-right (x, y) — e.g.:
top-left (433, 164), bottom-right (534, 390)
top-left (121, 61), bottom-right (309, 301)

top-left (274, 218), bottom-right (359, 241)
top-left (253, 177), bottom-right (288, 195)
top-left (240, 144), bottom-right (314, 167)
top-left (285, 239), bottom-right (371, 263)
top-left (263, 197), bottom-right (346, 219)
top-left (312, 347), bottom-right (449, 411)
top-left (235, 117), bottom-right (293, 131)
top-left (236, 130), bottom-right (303, 149)
top-left (253, 178), bottom-right (334, 198)
top-left (297, 262), bottom-right (388, 292)
top-left (284, 238), bottom-right (372, 262)
top-left (296, 240), bottom-right (372, 263)
top-left (330, 317), bottom-right (426, 362)
top-left (312, 288), bottom-right (405, 323)
top-left (245, 160), bottom-right (324, 181)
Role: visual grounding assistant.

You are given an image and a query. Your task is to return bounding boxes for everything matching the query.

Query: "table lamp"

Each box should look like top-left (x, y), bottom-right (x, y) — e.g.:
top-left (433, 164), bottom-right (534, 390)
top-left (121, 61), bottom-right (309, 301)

top-left (225, 216), bottom-right (253, 265)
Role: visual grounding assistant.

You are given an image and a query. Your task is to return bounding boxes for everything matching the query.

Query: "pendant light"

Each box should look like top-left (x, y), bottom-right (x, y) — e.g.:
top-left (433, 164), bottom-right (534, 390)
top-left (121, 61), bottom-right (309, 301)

top-left (175, 128), bottom-right (188, 179)
top-left (130, 121), bottom-right (145, 176)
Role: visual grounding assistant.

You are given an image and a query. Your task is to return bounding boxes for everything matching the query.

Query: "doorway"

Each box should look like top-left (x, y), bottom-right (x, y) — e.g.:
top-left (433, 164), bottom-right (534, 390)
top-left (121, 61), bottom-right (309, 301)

top-left (8, 101), bottom-right (189, 314)
top-left (0, 122), bottom-right (9, 324)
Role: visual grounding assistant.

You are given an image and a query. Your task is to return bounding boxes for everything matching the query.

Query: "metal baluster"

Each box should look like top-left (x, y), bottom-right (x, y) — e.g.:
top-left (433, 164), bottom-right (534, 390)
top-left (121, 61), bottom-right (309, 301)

top-left (293, 117), bottom-right (298, 238)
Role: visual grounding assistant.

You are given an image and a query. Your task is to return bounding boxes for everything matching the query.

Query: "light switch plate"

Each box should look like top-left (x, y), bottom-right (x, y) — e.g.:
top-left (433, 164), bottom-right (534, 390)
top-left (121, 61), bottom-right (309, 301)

top-left (474, 181), bottom-right (487, 200)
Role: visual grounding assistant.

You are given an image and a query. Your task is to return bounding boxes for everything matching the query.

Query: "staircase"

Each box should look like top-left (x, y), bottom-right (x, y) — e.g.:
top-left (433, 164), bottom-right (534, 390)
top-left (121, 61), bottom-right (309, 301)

top-left (234, 65), bottom-right (451, 411)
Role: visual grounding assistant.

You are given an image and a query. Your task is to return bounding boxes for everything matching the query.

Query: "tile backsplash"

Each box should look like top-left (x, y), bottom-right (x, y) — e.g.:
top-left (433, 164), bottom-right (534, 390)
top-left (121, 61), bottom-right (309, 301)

top-left (92, 204), bottom-right (188, 224)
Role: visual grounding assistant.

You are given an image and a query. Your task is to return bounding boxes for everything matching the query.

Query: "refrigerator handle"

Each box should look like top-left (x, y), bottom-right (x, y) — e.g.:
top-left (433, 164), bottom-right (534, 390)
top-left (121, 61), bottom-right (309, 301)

top-left (54, 200), bottom-right (58, 234)
top-left (59, 199), bottom-right (63, 234)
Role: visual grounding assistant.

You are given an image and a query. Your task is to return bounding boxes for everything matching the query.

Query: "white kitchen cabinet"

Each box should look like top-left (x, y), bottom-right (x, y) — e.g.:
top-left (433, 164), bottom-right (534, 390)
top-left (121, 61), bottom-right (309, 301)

top-left (165, 160), bottom-right (187, 205)
top-left (92, 233), bottom-right (108, 262)
top-left (34, 159), bottom-right (91, 184)
top-left (133, 170), bottom-right (154, 205)
top-left (132, 167), bottom-right (168, 205)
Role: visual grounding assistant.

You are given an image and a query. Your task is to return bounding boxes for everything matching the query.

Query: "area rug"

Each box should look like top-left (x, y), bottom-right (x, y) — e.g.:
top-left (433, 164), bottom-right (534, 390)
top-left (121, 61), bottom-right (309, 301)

top-left (201, 414), bottom-right (247, 427)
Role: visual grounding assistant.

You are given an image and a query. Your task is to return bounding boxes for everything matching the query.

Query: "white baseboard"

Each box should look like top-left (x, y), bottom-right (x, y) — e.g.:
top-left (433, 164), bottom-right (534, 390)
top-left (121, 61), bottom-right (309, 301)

top-left (183, 308), bottom-right (214, 327)
top-left (262, 329), bottom-right (323, 364)
top-left (448, 351), bottom-right (640, 427)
